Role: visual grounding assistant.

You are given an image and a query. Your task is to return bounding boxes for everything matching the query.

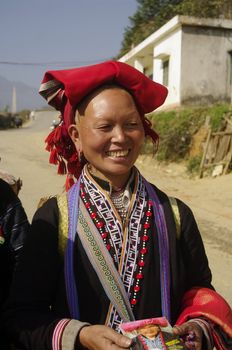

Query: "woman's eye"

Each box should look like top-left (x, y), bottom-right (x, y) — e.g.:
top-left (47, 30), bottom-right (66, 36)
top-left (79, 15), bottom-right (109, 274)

top-left (126, 122), bottom-right (139, 128)
top-left (98, 125), bottom-right (112, 131)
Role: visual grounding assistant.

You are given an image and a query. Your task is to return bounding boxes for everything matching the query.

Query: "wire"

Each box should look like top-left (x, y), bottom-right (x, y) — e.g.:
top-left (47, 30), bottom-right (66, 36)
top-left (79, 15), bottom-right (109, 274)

top-left (0, 57), bottom-right (114, 67)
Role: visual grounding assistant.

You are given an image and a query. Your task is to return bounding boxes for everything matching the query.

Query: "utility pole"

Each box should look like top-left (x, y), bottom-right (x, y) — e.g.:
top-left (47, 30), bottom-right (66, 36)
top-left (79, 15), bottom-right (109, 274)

top-left (11, 86), bottom-right (17, 115)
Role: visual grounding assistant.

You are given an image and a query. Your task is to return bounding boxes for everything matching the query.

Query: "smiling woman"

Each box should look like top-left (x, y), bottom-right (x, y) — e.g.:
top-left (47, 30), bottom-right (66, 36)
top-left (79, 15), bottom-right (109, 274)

top-left (69, 85), bottom-right (145, 189)
top-left (2, 61), bottom-right (232, 350)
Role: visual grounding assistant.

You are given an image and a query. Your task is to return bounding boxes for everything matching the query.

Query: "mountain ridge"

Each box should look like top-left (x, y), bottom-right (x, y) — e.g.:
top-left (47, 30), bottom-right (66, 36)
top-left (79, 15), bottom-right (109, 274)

top-left (0, 75), bottom-right (45, 111)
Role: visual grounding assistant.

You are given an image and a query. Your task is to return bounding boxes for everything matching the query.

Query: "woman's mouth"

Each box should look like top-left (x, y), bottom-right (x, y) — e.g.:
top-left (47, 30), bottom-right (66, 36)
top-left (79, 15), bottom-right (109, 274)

top-left (106, 150), bottom-right (130, 158)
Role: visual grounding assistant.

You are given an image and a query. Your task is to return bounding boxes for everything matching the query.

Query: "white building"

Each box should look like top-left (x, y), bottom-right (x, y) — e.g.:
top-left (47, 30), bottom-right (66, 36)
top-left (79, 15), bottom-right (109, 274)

top-left (119, 16), bottom-right (232, 108)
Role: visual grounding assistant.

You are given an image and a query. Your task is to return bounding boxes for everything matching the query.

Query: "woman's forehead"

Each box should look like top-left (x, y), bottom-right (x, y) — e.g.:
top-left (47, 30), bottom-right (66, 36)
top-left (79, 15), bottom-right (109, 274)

top-left (76, 85), bottom-right (135, 115)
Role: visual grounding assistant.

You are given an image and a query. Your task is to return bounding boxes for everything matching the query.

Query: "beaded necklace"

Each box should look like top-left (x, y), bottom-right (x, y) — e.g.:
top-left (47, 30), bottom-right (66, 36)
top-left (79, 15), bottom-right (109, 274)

top-left (111, 189), bottom-right (127, 224)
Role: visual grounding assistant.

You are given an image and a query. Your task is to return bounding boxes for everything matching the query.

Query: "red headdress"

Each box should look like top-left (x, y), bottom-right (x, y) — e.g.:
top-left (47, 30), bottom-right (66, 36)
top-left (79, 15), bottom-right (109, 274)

top-left (39, 60), bottom-right (168, 190)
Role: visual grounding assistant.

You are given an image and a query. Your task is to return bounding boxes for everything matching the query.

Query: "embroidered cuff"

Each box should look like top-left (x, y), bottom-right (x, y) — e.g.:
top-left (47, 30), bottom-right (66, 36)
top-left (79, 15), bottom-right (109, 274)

top-left (187, 318), bottom-right (214, 350)
top-left (52, 318), bottom-right (90, 350)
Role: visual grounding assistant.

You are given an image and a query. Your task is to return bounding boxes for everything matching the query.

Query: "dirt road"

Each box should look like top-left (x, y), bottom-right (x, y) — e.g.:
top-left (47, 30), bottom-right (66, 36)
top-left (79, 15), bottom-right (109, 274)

top-left (0, 110), bottom-right (231, 306)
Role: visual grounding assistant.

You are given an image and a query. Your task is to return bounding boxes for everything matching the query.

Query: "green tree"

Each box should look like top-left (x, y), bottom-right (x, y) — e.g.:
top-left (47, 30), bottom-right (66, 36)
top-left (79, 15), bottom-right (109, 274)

top-left (176, 0), bottom-right (232, 18)
top-left (118, 0), bottom-right (232, 57)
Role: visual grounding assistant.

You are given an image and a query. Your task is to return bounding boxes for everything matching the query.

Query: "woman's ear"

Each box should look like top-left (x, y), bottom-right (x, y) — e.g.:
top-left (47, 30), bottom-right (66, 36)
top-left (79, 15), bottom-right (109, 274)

top-left (68, 124), bottom-right (82, 150)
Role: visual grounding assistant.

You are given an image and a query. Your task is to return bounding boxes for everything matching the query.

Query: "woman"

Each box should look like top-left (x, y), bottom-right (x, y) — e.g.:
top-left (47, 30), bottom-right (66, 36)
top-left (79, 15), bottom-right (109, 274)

top-left (3, 61), bottom-right (232, 350)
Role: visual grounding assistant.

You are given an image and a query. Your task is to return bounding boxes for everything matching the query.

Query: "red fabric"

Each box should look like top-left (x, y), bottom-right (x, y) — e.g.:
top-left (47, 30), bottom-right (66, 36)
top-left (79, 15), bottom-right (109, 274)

top-left (176, 287), bottom-right (232, 343)
top-left (39, 61), bottom-right (168, 189)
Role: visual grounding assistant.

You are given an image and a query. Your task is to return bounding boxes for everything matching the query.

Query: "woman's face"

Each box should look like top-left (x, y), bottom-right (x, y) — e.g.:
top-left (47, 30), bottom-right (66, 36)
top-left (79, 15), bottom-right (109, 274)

top-left (137, 324), bottom-right (160, 339)
top-left (69, 87), bottom-right (145, 184)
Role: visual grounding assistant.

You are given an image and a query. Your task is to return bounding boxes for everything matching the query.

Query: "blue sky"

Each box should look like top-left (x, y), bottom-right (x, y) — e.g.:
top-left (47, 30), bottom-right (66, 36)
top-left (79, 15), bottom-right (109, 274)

top-left (0, 0), bottom-right (137, 88)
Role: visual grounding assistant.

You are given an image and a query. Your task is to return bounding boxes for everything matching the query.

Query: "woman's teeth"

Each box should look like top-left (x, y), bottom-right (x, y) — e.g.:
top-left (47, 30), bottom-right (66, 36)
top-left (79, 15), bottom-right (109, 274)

top-left (107, 150), bottom-right (129, 157)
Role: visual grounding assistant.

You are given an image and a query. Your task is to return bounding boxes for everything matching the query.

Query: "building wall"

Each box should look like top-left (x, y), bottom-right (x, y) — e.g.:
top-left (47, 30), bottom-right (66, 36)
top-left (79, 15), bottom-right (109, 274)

top-left (181, 26), bottom-right (232, 105)
top-left (119, 16), bottom-right (232, 108)
top-left (153, 28), bottom-right (182, 106)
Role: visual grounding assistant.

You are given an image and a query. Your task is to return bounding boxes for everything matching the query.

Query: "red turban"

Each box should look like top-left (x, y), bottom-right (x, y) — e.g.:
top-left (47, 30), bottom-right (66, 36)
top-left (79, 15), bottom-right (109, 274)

top-left (39, 60), bottom-right (168, 189)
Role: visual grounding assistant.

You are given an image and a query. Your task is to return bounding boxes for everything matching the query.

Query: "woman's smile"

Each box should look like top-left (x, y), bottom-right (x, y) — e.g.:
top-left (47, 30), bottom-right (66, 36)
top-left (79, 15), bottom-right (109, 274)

top-left (105, 149), bottom-right (130, 158)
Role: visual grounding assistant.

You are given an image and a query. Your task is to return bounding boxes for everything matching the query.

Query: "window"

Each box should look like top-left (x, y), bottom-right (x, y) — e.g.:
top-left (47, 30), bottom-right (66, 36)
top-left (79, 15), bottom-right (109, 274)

top-left (144, 67), bottom-right (153, 80)
top-left (229, 51), bottom-right (232, 87)
top-left (162, 59), bottom-right (169, 87)
top-left (227, 51), bottom-right (232, 101)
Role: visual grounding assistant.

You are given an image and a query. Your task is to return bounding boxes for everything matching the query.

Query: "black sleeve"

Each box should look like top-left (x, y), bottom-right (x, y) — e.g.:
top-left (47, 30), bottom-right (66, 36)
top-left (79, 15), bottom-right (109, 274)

top-left (178, 199), bottom-right (213, 290)
top-left (3, 199), bottom-right (30, 262)
top-left (2, 197), bottom-right (64, 350)
top-left (0, 180), bottom-right (30, 304)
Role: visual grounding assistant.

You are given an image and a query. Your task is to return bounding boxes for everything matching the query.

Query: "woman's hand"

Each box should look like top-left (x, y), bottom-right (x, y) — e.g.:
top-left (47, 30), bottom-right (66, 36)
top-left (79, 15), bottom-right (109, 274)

top-left (79, 325), bottom-right (132, 350)
top-left (173, 321), bottom-right (203, 350)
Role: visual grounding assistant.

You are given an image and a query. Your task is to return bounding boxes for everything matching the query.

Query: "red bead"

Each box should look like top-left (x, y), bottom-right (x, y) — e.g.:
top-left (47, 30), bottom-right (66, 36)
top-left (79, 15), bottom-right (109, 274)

top-left (131, 298), bottom-right (137, 305)
top-left (138, 260), bottom-right (145, 267)
top-left (134, 285), bottom-right (140, 292)
top-left (140, 247), bottom-right (148, 254)
top-left (146, 211), bottom-right (152, 217)
top-left (106, 244), bottom-right (111, 251)
top-left (80, 183), bottom-right (84, 188)
top-left (85, 202), bottom-right (90, 208)
top-left (81, 192), bottom-right (86, 198)
top-left (97, 221), bottom-right (104, 228)
top-left (101, 232), bottom-right (107, 239)
top-left (91, 212), bottom-right (97, 219)
top-left (142, 235), bottom-right (149, 242)
top-left (143, 222), bottom-right (150, 229)
top-left (136, 273), bottom-right (143, 279)
top-left (148, 200), bottom-right (153, 206)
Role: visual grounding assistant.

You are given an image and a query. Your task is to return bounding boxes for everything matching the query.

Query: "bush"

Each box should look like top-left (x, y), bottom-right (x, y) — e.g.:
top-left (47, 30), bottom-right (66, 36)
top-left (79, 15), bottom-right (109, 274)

top-left (143, 104), bottom-right (231, 162)
top-left (0, 113), bottom-right (13, 129)
top-left (186, 155), bottom-right (202, 175)
top-left (0, 109), bottom-right (30, 129)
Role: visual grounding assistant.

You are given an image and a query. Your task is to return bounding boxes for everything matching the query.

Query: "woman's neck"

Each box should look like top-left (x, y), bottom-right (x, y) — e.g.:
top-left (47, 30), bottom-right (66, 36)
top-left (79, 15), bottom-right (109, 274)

top-left (87, 164), bottom-right (132, 190)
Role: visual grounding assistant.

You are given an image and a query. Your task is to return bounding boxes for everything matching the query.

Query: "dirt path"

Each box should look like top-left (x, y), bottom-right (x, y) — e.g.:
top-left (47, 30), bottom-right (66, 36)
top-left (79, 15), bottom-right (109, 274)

top-left (136, 157), bottom-right (232, 306)
top-left (0, 111), bottom-right (231, 307)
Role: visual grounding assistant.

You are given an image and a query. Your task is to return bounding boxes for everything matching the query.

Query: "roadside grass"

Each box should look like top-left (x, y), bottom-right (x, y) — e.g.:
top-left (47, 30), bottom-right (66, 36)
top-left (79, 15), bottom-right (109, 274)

top-left (142, 104), bottom-right (231, 174)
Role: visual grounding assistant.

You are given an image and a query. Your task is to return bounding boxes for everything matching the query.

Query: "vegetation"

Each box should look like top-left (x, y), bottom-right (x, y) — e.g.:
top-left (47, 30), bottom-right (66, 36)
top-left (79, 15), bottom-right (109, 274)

top-left (119, 0), bottom-right (232, 57)
top-left (141, 104), bottom-right (231, 173)
top-left (0, 109), bottom-right (30, 129)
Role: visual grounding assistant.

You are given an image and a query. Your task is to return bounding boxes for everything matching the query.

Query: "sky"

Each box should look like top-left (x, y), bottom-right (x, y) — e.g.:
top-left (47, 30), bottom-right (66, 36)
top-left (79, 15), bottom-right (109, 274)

top-left (0, 0), bottom-right (137, 88)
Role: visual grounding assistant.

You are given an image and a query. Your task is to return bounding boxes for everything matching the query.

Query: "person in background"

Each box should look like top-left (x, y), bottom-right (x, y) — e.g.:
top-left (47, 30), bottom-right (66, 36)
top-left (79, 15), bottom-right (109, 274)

top-left (0, 163), bottom-right (30, 348)
top-left (0, 168), bottom-right (22, 195)
top-left (2, 61), bottom-right (232, 350)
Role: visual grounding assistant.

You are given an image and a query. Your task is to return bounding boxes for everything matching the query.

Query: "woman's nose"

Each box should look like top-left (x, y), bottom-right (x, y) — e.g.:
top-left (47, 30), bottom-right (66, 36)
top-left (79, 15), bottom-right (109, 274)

top-left (111, 126), bottom-right (127, 143)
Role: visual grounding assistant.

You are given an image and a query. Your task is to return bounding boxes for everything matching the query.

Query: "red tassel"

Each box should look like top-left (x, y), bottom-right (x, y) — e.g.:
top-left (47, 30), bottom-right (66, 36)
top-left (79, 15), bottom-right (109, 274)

top-left (49, 148), bottom-right (58, 165)
top-left (143, 117), bottom-right (159, 143)
top-left (53, 125), bottom-right (63, 142)
top-left (45, 129), bottom-right (56, 147)
top-left (57, 159), bottom-right (66, 175)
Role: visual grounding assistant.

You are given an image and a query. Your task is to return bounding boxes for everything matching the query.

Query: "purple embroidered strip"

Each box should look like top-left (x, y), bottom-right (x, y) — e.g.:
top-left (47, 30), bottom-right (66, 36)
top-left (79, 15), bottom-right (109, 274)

top-left (143, 178), bottom-right (171, 322)
top-left (65, 179), bottom-right (80, 319)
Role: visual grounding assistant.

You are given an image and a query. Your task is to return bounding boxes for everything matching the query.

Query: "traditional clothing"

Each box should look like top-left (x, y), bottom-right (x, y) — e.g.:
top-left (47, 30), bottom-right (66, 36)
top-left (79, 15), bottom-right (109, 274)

top-left (0, 179), bottom-right (30, 348)
top-left (3, 167), bottom-right (231, 349)
top-left (3, 61), bottom-right (232, 350)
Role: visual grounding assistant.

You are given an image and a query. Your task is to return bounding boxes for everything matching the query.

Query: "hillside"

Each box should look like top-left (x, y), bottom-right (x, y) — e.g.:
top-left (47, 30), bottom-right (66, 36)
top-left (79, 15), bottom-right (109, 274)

top-left (144, 104), bottom-right (232, 176)
top-left (0, 75), bottom-right (45, 111)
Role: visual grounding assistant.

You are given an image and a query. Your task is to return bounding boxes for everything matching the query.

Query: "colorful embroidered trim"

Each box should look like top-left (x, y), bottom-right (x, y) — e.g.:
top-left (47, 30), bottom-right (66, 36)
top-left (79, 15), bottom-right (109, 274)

top-left (78, 199), bottom-right (134, 322)
top-left (81, 168), bottom-right (152, 329)
top-left (64, 169), bottom-right (171, 324)
top-left (168, 196), bottom-right (181, 240)
top-left (65, 179), bottom-right (81, 319)
top-left (143, 178), bottom-right (171, 322)
top-left (65, 178), bottom-right (134, 323)
top-left (52, 318), bottom-right (70, 350)
top-left (56, 193), bottom-right (69, 256)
